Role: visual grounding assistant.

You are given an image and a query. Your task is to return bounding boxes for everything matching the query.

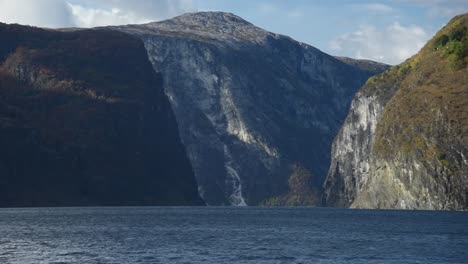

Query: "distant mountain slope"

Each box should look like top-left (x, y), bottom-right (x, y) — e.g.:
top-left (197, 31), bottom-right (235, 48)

top-left (0, 23), bottom-right (203, 206)
top-left (334, 57), bottom-right (390, 73)
top-left (323, 13), bottom-right (468, 210)
top-left (115, 12), bottom-right (388, 205)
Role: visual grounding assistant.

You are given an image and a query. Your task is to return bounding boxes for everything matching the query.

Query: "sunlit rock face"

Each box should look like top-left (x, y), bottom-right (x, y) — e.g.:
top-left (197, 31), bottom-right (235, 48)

top-left (322, 80), bottom-right (398, 208)
top-left (116, 12), bottom-right (388, 205)
top-left (323, 14), bottom-right (468, 210)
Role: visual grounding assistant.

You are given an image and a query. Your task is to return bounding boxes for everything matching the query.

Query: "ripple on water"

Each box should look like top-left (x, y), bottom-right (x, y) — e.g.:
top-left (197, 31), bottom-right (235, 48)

top-left (0, 207), bottom-right (467, 264)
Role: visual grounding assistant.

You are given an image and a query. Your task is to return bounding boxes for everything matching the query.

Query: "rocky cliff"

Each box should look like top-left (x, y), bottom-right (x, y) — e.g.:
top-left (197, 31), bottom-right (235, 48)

top-left (0, 23), bottom-right (204, 206)
top-left (116, 12), bottom-right (388, 205)
top-left (323, 14), bottom-right (468, 210)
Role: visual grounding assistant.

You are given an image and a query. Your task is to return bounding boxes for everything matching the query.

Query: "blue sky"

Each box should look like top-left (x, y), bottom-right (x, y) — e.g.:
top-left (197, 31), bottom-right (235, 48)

top-left (0, 0), bottom-right (467, 64)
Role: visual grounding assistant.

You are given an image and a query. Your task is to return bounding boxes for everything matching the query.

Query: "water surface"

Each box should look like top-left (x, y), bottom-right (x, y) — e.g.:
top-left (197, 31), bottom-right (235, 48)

top-left (0, 207), bottom-right (467, 263)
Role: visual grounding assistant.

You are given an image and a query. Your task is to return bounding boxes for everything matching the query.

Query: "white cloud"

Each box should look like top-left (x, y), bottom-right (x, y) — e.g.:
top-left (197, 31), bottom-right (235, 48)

top-left (0, 0), bottom-right (195, 28)
top-left (69, 0), bottom-right (195, 27)
top-left (68, 4), bottom-right (150, 27)
top-left (329, 22), bottom-right (430, 65)
top-left (0, 0), bottom-right (74, 28)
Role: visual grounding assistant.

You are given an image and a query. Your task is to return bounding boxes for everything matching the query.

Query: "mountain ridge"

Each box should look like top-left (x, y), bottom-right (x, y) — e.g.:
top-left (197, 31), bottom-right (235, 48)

top-left (114, 11), bottom-right (389, 205)
top-left (0, 11), bottom-right (390, 206)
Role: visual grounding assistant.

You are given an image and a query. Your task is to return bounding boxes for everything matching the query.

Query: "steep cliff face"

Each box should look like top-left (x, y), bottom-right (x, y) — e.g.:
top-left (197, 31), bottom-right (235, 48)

top-left (116, 12), bottom-right (388, 205)
top-left (324, 14), bottom-right (468, 210)
top-left (0, 23), bottom-right (203, 206)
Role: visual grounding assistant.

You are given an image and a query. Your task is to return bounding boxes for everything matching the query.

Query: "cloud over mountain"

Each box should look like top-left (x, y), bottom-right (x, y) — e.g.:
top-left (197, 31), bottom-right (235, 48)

top-left (0, 0), bottom-right (75, 28)
top-left (0, 0), bottom-right (194, 28)
top-left (330, 21), bottom-right (430, 65)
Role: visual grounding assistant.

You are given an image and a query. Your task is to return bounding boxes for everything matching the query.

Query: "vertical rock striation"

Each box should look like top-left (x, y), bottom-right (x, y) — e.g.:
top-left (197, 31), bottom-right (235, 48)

top-left (116, 12), bottom-right (388, 205)
top-left (324, 14), bottom-right (468, 210)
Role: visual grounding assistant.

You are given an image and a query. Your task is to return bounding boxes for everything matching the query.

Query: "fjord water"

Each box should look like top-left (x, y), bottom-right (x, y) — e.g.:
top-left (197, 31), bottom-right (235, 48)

top-left (0, 207), bottom-right (467, 264)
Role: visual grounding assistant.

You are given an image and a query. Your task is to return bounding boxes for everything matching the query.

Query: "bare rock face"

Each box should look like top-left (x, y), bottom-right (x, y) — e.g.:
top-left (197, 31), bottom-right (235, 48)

top-left (116, 12), bottom-right (388, 205)
top-left (322, 67), bottom-right (403, 208)
top-left (323, 14), bottom-right (468, 210)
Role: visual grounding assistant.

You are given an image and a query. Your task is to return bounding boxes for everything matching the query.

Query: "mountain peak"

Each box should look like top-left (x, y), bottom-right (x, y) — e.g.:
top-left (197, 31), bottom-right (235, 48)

top-left (140, 11), bottom-right (270, 43)
top-left (170, 11), bottom-right (253, 27)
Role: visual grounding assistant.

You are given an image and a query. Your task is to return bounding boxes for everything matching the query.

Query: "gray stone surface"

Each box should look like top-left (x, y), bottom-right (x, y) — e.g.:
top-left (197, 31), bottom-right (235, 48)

top-left (115, 12), bottom-right (387, 205)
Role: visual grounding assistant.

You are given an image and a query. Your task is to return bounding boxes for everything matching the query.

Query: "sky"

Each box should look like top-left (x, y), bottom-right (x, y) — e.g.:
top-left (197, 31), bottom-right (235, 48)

top-left (0, 0), bottom-right (467, 65)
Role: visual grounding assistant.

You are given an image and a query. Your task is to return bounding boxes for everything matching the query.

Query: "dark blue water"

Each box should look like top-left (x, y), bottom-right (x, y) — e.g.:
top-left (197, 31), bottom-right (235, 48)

top-left (0, 207), bottom-right (467, 263)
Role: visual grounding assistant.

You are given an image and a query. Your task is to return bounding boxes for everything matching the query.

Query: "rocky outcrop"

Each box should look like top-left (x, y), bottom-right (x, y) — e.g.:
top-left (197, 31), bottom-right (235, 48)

top-left (116, 12), bottom-right (388, 205)
top-left (0, 23), bottom-right (204, 206)
top-left (323, 61), bottom-right (407, 208)
top-left (323, 14), bottom-right (468, 210)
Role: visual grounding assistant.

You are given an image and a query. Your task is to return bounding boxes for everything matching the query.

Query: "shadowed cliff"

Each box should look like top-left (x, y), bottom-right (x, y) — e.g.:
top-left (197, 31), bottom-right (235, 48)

top-left (0, 23), bottom-right (204, 206)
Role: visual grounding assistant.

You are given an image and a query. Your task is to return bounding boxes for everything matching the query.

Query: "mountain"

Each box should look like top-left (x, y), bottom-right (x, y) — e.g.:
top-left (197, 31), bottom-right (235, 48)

top-left (334, 56), bottom-right (392, 73)
top-left (323, 14), bottom-right (468, 210)
top-left (115, 12), bottom-right (389, 205)
top-left (0, 23), bottom-right (204, 206)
